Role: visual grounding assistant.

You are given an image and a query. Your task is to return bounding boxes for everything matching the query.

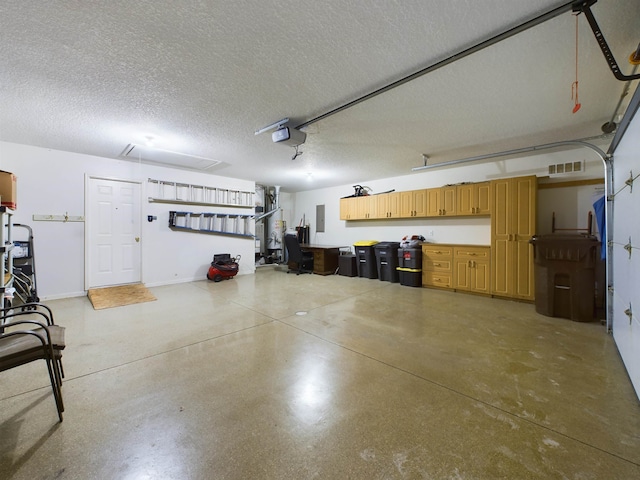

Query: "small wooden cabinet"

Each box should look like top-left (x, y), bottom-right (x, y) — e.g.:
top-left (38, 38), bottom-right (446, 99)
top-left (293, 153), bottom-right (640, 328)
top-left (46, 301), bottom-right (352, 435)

top-left (453, 246), bottom-right (491, 294)
top-left (456, 182), bottom-right (490, 216)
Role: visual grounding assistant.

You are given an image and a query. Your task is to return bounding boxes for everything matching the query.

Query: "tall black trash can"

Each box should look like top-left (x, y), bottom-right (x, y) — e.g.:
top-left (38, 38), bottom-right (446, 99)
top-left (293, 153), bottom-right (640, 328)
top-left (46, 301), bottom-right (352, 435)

top-left (529, 234), bottom-right (599, 322)
top-left (397, 248), bottom-right (422, 287)
top-left (374, 242), bottom-right (400, 282)
top-left (354, 241), bottom-right (379, 279)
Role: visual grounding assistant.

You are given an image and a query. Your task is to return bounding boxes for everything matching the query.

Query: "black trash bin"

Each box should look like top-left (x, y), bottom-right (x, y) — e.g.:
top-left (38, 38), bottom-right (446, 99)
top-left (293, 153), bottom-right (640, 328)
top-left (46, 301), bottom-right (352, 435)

top-left (529, 234), bottom-right (599, 322)
top-left (397, 248), bottom-right (422, 287)
top-left (374, 242), bottom-right (400, 282)
top-left (354, 241), bottom-right (379, 279)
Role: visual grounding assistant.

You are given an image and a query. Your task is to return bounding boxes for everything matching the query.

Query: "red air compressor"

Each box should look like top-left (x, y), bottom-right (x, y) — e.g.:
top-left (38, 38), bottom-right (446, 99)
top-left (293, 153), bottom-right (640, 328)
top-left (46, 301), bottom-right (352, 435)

top-left (207, 254), bottom-right (241, 282)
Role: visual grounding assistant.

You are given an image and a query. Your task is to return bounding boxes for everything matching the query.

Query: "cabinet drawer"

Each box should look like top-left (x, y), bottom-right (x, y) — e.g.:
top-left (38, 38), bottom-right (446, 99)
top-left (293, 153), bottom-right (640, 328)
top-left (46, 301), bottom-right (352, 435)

top-left (423, 259), bottom-right (452, 271)
top-left (453, 246), bottom-right (490, 260)
top-left (422, 246), bottom-right (453, 258)
top-left (422, 271), bottom-right (452, 288)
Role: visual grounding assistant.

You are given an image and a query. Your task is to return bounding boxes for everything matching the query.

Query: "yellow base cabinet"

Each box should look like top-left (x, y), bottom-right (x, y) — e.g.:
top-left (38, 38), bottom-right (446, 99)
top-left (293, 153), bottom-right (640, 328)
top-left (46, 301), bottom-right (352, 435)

top-left (453, 246), bottom-right (491, 294)
top-left (423, 244), bottom-right (490, 295)
top-left (422, 245), bottom-right (453, 288)
top-left (490, 175), bottom-right (536, 301)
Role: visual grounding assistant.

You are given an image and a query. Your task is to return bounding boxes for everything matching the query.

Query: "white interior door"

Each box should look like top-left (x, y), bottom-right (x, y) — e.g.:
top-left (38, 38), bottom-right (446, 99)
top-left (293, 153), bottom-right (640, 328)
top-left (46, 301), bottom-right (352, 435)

top-left (86, 177), bottom-right (142, 289)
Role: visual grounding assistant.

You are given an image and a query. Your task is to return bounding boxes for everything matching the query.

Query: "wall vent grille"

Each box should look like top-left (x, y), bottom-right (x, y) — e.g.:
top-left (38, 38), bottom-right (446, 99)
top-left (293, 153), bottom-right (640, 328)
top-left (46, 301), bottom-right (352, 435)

top-left (548, 160), bottom-right (584, 176)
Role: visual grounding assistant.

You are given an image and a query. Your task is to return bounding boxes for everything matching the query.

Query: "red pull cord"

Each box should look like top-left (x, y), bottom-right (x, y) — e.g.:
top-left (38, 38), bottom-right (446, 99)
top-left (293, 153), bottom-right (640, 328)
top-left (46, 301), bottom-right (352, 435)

top-left (572, 14), bottom-right (581, 113)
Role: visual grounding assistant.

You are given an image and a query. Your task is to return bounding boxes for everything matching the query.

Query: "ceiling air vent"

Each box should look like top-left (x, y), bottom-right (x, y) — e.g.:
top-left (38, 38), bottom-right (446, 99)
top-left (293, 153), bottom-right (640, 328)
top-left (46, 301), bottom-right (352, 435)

top-left (548, 160), bottom-right (584, 176)
top-left (120, 144), bottom-right (224, 171)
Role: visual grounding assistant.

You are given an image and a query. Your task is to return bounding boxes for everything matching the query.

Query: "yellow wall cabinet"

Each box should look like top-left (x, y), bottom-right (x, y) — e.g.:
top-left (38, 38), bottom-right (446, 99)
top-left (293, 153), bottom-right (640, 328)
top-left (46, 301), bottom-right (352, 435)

top-left (340, 196), bottom-right (378, 220)
top-left (400, 189), bottom-right (428, 218)
top-left (456, 182), bottom-right (490, 216)
top-left (341, 183), bottom-right (491, 220)
top-left (355, 195), bottom-right (377, 219)
top-left (490, 176), bottom-right (536, 301)
top-left (453, 246), bottom-right (491, 294)
top-left (377, 192), bottom-right (401, 218)
top-left (426, 186), bottom-right (457, 217)
top-left (339, 197), bottom-right (356, 220)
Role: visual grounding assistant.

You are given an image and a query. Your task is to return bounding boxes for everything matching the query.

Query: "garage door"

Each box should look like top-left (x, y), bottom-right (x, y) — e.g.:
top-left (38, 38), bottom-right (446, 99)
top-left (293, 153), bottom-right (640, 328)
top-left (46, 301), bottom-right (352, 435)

top-left (608, 84), bottom-right (640, 399)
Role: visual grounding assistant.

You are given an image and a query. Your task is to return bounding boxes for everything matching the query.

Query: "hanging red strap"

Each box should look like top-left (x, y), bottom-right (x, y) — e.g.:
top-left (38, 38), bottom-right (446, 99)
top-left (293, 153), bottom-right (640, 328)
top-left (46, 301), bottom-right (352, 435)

top-left (572, 14), bottom-right (581, 113)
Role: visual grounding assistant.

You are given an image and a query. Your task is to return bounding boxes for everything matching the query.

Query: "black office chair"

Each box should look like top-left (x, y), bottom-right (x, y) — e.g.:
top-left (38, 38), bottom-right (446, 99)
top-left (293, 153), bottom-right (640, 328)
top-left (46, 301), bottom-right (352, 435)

top-left (284, 234), bottom-right (314, 275)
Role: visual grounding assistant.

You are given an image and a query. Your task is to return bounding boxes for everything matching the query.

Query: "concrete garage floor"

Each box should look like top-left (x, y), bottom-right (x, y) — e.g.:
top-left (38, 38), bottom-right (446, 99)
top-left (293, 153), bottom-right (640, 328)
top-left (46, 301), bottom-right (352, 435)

top-left (1, 267), bottom-right (639, 479)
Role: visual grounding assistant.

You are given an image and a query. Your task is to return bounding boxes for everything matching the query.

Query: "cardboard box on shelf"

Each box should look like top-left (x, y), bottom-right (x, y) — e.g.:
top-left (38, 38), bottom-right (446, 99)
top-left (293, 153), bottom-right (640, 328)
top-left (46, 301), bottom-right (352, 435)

top-left (0, 170), bottom-right (17, 209)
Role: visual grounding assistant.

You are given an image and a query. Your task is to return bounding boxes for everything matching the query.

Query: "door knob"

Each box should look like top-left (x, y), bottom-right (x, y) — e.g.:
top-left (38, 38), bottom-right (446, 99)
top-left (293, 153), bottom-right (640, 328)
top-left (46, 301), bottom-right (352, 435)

top-left (135, 237), bottom-right (140, 242)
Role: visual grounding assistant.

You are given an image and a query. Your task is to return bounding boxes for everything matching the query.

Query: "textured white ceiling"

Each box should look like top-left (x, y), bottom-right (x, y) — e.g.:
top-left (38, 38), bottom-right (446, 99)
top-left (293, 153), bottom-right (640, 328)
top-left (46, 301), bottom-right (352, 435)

top-left (1, 0), bottom-right (638, 191)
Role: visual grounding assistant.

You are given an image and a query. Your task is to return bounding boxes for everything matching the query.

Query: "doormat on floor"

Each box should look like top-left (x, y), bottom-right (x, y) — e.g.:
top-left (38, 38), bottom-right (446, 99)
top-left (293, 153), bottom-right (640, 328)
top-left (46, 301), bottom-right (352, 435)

top-left (87, 283), bottom-right (157, 310)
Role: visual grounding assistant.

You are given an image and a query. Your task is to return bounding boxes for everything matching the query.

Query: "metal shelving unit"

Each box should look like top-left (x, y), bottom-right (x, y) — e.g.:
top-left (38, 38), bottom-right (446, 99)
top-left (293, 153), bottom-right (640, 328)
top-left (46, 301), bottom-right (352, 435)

top-left (1, 206), bottom-right (15, 315)
top-left (169, 211), bottom-right (255, 239)
top-left (148, 178), bottom-right (254, 208)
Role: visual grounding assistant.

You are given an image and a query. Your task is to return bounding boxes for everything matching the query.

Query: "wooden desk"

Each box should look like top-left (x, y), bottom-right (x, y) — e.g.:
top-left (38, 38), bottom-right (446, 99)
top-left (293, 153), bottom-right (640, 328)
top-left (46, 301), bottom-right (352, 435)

top-left (298, 244), bottom-right (346, 275)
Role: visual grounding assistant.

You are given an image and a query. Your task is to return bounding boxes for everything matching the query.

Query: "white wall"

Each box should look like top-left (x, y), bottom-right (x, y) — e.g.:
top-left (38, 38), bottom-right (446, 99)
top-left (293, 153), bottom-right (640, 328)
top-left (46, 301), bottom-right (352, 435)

top-left (291, 147), bottom-right (606, 250)
top-left (0, 140), bottom-right (608, 300)
top-left (0, 141), bottom-right (255, 299)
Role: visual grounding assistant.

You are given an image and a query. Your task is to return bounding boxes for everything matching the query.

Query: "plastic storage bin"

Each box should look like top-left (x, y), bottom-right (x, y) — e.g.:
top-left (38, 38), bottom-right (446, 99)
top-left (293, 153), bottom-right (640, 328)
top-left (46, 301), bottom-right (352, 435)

top-left (529, 234), bottom-right (599, 322)
top-left (338, 254), bottom-right (357, 277)
top-left (374, 242), bottom-right (400, 282)
top-left (397, 248), bottom-right (422, 269)
top-left (354, 240), bottom-right (379, 279)
top-left (397, 267), bottom-right (422, 287)
top-left (397, 248), bottom-right (422, 286)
